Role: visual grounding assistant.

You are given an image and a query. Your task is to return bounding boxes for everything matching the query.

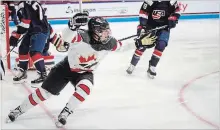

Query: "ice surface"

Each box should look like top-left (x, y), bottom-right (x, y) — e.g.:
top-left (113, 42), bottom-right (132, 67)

top-left (0, 19), bottom-right (219, 129)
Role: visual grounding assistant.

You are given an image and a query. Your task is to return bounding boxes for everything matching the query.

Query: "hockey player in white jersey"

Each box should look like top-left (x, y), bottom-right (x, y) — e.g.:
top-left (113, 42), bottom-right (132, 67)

top-left (6, 12), bottom-right (156, 127)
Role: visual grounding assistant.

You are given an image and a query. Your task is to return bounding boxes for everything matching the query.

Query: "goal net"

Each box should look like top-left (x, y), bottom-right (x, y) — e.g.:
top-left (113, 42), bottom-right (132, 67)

top-left (0, 4), bottom-right (10, 69)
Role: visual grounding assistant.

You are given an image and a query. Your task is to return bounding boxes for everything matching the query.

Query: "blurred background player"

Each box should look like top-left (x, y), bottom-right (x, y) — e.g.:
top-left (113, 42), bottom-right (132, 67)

top-left (1, 1), bottom-right (19, 25)
top-left (9, 1), bottom-right (50, 83)
top-left (126, 0), bottom-right (181, 78)
top-left (5, 12), bottom-right (157, 128)
top-left (15, 23), bottom-right (55, 70)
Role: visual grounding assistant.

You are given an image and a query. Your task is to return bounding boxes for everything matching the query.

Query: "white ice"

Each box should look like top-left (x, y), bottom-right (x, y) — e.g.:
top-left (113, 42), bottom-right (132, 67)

top-left (0, 19), bottom-right (219, 129)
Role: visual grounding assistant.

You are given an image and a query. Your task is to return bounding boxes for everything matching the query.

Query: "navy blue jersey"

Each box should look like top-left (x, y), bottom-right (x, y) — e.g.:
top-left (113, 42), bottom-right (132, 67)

top-left (16, 1), bottom-right (49, 34)
top-left (139, 1), bottom-right (181, 27)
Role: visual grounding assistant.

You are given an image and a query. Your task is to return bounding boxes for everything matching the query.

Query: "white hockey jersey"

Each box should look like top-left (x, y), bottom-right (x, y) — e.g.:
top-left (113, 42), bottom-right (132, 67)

top-left (61, 27), bottom-right (122, 73)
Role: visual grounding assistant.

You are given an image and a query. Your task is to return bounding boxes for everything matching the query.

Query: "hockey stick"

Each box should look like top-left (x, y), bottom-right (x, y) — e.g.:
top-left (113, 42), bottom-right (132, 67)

top-left (4, 35), bottom-right (25, 59)
top-left (79, 0), bottom-right (83, 13)
top-left (118, 25), bottom-right (168, 42)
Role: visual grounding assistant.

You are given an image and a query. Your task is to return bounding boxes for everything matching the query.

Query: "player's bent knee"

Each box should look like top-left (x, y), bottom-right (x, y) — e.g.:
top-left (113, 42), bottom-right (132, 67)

top-left (155, 40), bottom-right (167, 52)
top-left (73, 79), bottom-right (93, 102)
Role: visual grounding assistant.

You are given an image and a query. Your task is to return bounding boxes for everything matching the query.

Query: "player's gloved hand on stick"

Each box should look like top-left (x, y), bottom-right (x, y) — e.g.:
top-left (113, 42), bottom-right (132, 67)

top-left (9, 31), bottom-right (21, 47)
top-left (50, 33), bottom-right (69, 52)
top-left (137, 25), bottom-right (146, 36)
top-left (135, 31), bottom-right (157, 49)
top-left (68, 11), bottom-right (89, 31)
top-left (168, 13), bottom-right (179, 29)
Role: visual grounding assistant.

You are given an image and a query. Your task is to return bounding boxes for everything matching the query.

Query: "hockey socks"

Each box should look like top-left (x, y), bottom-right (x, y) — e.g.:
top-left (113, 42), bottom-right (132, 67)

top-left (18, 54), bottom-right (29, 71)
top-left (56, 79), bottom-right (92, 127)
top-left (31, 53), bottom-right (46, 73)
top-left (150, 49), bottom-right (162, 67)
top-left (6, 87), bottom-right (52, 122)
top-left (131, 49), bottom-right (143, 66)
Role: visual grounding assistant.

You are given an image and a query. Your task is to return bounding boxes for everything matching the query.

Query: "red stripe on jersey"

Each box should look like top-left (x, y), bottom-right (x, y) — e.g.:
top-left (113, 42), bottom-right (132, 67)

top-left (175, 8), bottom-right (181, 13)
top-left (31, 53), bottom-right (43, 63)
top-left (28, 94), bottom-right (37, 106)
top-left (76, 34), bottom-right (82, 42)
top-left (19, 54), bottom-right (29, 60)
top-left (21, 18), bottom-right (31, 24)
top-left (73, 92), bottom-right (85, 102)
top-left (168, 16), bottom-right (177, 21)
top-left (71, 37), bottom-right (76, 43)
top-left (79, 84), bottom-right (90, 95)
top-left (36, 88), bottom-right (46, 101)
top-left (135, 50), bottom-right (143, 56)
top-left (153, 49), bottom-right (162, 57)
top-left (139, 10), bottom-right (148, 15)
top-left (71, 68), bottom-right (92, 72)
top-left (72, 34), bottom-right (82, 43)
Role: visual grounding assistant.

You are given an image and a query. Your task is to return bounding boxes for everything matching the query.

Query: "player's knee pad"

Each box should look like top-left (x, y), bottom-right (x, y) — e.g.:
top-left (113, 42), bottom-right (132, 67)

top-left (28, 87), bottom-right (52, 106)
top-left (156, 30), bottom-right (170, 51)
top-left (155, 40), bottom-right (167, 52)
top-left (158, 30), bottom-right (170, 43)
top-left (73, 79), bottom-right (93, 102)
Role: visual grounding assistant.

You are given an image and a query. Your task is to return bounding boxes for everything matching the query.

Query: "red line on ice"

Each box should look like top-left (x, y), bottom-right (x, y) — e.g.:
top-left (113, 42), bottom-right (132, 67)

top-left (9, 70), bottom-right (66, 130)
top-left (178, 71), bottom-right (220, 129)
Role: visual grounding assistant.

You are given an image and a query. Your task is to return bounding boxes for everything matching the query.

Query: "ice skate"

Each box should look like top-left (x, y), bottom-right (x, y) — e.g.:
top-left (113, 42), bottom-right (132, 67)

top-left (13, 68), bottom-right (27, 83)
top-left (6, 106), bottom-right (23, 123)
top-left (31, 71), bottom-right (47, 84)
top-left (55, 105), bottom-right (73, 128)
top-left (126, 64), bottom-right (135, 74)
top-left (147, 65), bottom-right (156, 79)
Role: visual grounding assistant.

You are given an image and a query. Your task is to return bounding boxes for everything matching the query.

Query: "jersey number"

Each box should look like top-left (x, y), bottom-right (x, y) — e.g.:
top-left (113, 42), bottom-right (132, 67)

top-left (26, 1), bottom-right (43, 20)
top-left (32, 2), bottom-right (43, 20)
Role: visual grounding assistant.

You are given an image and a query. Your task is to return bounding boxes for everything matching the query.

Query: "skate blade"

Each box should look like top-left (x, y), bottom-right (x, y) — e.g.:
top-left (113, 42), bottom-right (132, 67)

top-left (55, 121), bottom-right (64, 128)
top-left (5, 117), bottom-right (12, 123)
top-left (126, 70), bottom-right (133, 74)
top-left (13, 80), bottom-right (27, 84)
top-left (147, 73), bottom-right (155, 79)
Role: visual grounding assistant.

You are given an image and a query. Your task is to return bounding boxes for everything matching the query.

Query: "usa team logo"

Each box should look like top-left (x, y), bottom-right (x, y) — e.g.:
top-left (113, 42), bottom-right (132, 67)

top-left (152, 10), bottom-right (165, 19)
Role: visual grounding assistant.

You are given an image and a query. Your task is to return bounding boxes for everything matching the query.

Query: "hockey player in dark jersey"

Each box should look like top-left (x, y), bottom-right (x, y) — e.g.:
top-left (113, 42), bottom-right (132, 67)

top-left (9, 1), bottom-right (50, 83)
top-left (6, 12), bottom-right (157, 127)
top-left (2, 1), bottom-right (18, 25)
top-left (14, 23), bottom-right (55, 70)
top-left (126, 0), bottom-right (181, 79)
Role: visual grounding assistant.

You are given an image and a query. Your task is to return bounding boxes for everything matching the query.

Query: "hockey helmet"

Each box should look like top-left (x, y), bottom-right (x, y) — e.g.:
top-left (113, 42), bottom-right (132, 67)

top-left (88, 17), bottom-right (112, 44)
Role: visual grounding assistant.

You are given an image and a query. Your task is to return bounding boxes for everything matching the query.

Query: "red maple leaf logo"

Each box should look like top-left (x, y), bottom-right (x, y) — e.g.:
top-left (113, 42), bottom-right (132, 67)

top-left (79, 54), bottom-right (96, 63)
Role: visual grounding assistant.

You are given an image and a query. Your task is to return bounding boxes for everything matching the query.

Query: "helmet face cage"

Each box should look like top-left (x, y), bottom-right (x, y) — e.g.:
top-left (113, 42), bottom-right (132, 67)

top-left (89, 17), bottom-right (112, 44)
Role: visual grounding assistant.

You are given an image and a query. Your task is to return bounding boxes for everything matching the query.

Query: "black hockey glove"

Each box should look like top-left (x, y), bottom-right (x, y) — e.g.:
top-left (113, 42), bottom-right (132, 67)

top-left (9, 31), bottom-right (21, 47)
top-left (137, 25), bottom-right (146, 36)
top-left (68, 11), bottom-right (89, 31)
top-left (135, 31), bottom-right (157, 49)
top-left (168, 13), bottom-right (180, 29)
